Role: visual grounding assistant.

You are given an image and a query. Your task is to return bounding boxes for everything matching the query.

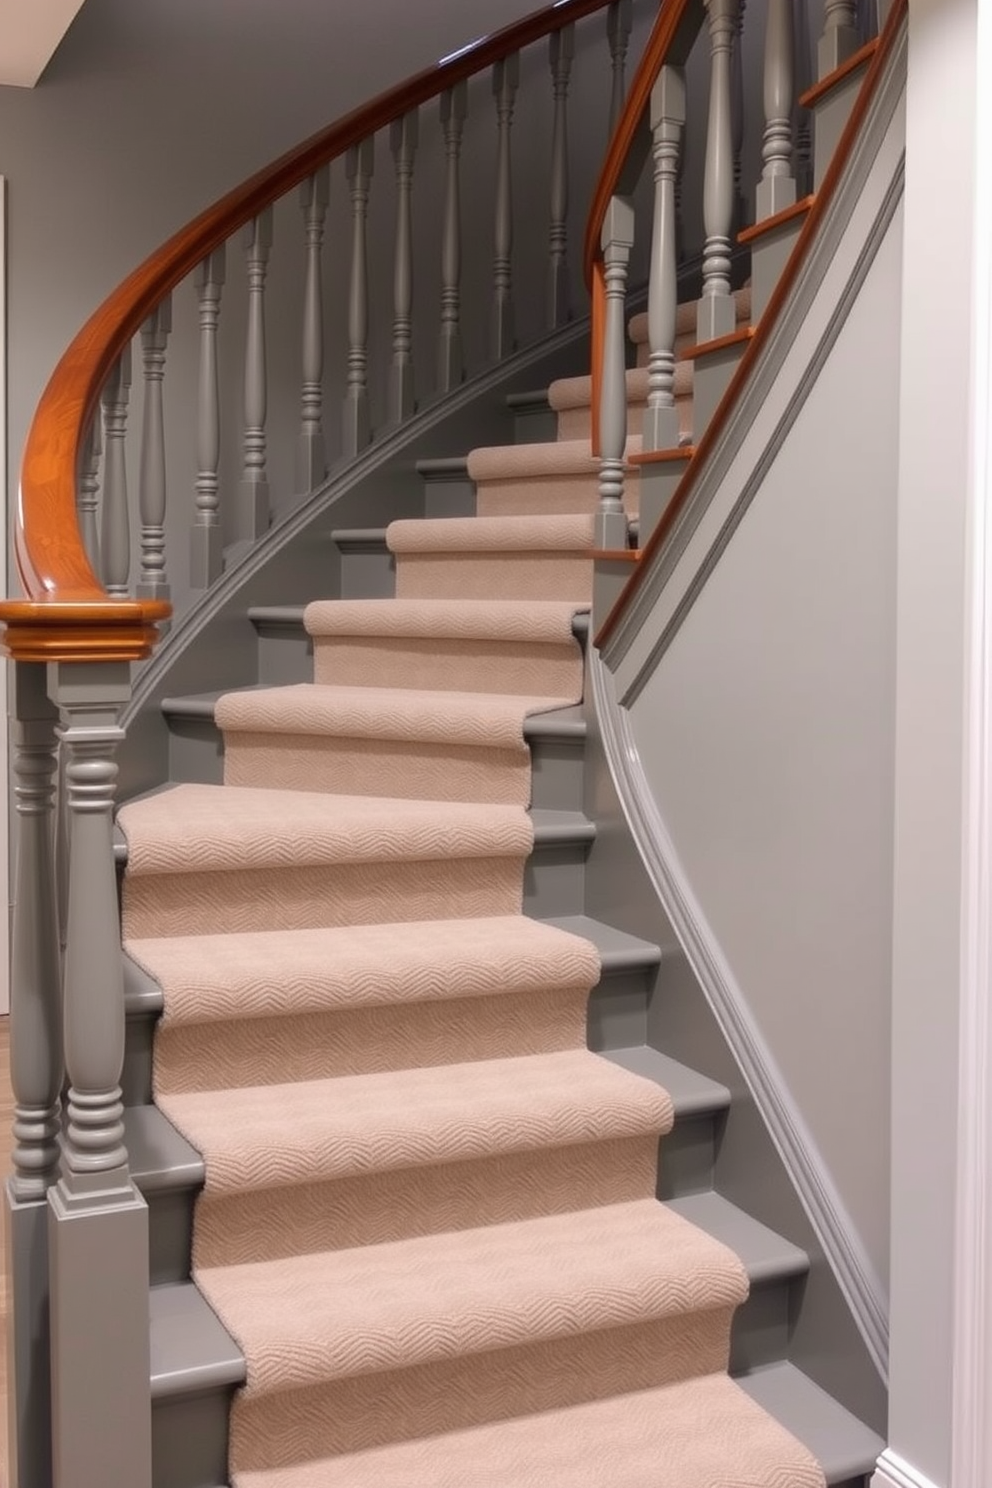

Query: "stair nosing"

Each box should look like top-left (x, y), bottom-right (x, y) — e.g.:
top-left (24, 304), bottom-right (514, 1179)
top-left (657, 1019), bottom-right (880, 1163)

top-left (149, 1280), bottom-right (245, 1400)
top-left (666, 1191), bottom-right (809, 1285)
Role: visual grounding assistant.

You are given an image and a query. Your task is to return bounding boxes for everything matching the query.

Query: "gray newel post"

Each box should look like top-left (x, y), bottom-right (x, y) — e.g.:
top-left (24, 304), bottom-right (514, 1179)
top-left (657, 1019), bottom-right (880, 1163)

top-left (757, 0), bottom-right (797, 219)
top-left (297, 167), bottom-right (330, 493)
top-left (5, 665), bottom-right (62, 1488)
top-left (46, 661), bottom-right (151, 1488)
top-left (138, 295), bottom-right (172, 602)
top-left (240, 208), bottom-right (273, 541)
top-left (390, 112), bottom-right (419, 424)
top-left (491, 55), bottom-right (519, 361)
top-left (699, 0), bottom-right (740, 344)
top-left (547, 25), bottom-right (574, 329)
top-left (437, 84), bottom-right (467, 394)
top-left (100, 347), bottom-right (132, 597)
top-left (191, 246), bottom-right (226, 590)
top-left (343, 140), bottom-right (374, 457)
top-left (596, 196), bottom-right (635, 550)
top-left (607, 0), bottom-right (633, 136)
top-left (644, 67), bottom-right (686, 454)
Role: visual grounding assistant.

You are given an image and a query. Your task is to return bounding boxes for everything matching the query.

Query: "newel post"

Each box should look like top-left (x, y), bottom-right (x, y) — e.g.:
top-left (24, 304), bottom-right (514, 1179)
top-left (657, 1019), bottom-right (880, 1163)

top-left (644, 66), bottom-right (686, 453)
top-left (46, 661), bottom-right (152, 1488)
top-left (596, 196), bottom-right (635, 550)
top-left (5, 664), bottom-right (62, 1488)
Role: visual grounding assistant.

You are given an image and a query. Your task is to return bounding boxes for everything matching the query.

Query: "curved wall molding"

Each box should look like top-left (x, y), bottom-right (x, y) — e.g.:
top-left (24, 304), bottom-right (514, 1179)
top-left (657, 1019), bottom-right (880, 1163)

top-left (590, 646), bottom-right (889, 1378)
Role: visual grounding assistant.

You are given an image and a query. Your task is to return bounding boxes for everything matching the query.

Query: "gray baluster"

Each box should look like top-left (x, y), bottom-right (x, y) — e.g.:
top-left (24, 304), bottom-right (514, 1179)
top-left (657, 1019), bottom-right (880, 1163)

top-left (699, 0), bottom-right (739, 343)
top-left (731, 0), bottom-right (747, 231)
top-left (607, 0), bottom-right (633, 135)
top-left (492, 56), bottom-right (519, 361)
top-left (437, 84), bottom-right (467, 393)
top-left (191, 246), bottom-right (226, 590)
top-left (793, 0), bottom-right (813, 193)
top-left (390, 112), bottom-right (418, 423)
top-left (47, 662), bottom-right (151, 1488)
top-left (100, 346), bottom-right (132, 596)
top-left (343, 139), bottom-right (374, 456)
top-left (77, 413), bottom-right (102, 577)
top-left (757, 0), bottom-right (797, 219)
top-left (5, 666), bottom-right (62, 1488)
top-left (596, 196), bottom-right (635, 549)
top-left (818, 0), bottom-right (860, 76)
top-left (138, 295), bottom-right (172, 601)
top-left (297, 167), bottom-right (329, 492)
top-left (644, 68), bottom-right (685, 453)
top-left (241, 208), bottom-right (273, 540)
top-left (548, 25), bottom-right (574, 328)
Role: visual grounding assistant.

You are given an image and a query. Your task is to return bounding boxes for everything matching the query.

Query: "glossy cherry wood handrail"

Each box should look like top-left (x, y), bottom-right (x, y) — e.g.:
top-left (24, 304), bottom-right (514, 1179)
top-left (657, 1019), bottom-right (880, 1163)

top-left (595, 0), bottom-right (908, 648)
top-left (1, 0), bottom-right (624, 663)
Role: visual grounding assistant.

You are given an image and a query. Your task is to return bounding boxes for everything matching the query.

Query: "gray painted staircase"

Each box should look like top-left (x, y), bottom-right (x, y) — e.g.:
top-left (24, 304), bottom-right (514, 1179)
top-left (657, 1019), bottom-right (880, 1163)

top-left (116, 388), bottom-right (884, 1483)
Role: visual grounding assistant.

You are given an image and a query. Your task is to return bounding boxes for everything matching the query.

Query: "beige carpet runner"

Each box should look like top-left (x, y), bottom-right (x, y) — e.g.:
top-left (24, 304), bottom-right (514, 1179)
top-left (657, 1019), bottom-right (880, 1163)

top-left (119, 317), bottom-right (824, 1486)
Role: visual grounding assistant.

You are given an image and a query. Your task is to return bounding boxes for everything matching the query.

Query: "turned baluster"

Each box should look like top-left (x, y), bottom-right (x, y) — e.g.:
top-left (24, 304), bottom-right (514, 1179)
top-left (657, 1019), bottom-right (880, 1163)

top-left (138, 296), bottom-right (172, 601)
top-left (757, 0), bottom-right (797, 219)
top-left (241, 208), bottom-right (273, 540)
top-left (390, 112), bottom-right (418, 423)
top-left (699, 0), bottom-right (739, 343)
top-left (438, 84), bottom-right (467, 393)
top-left (191, 247), bottom-right (226, 589)
top-left (77, 413), bottom-right (102, 576)
top-left (644, 68), bottom-right (685, 453)
top-left (48, 663), bottom-right (151, 1487)
top-left (343, 139), bottom-right (374, 455)
top-left (548, 25), bottom-right (574, 328)
top-left (731, 0), bottom-right (747, 231)
top-left (100, 346), bottom-right (132, 596)
top-left (818, 0), bottom-right (859, 76)
top-left (607, 0), bottom-right (633, 135)
top-left (596, 197), bottom-right (635, 549)
top-left (298, 167), bottom-right (329, 492)
top-left (793, 0), bottom-right (813, 193)
top-left (492, 55), bottom-right (519, 360)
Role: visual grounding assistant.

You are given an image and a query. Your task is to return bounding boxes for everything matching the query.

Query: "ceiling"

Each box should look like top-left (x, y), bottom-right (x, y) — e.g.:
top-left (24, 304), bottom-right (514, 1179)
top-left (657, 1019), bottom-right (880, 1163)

top-left (0, 0), bottom-right (86, 87)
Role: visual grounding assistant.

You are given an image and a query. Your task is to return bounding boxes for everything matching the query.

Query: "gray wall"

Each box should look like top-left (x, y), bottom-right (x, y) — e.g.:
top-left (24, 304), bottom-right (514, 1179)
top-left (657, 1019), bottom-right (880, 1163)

top-left (603, 66), bottom-right (907, 1313)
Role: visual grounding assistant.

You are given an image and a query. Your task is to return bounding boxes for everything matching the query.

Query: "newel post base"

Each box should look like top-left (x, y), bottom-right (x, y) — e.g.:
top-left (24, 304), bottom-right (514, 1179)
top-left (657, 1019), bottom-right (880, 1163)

top-left (45, 661), bottom-right (151, 1488)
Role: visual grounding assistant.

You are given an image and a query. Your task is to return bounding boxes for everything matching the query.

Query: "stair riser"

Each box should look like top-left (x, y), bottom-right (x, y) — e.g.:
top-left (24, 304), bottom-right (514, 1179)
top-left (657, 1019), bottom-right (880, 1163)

top-left (335, 542), bottom-right (394, 601)
top-left (152, 1387), bottom-right (231, 1488)
top-left (168, 715), bottom-right (586, 811)
top-left (256, 622), bottom-right (314, 686)
top-left (393, 551), bottom-right (595, 603)
top-left (556, 396), bottom-right (693, 447)
top-left (312, 635), bottom-right (582, 697)
top-left (730, 1280), bottom-right (798, 1374)
top-left (228, 1308), bottom-right (737, 1472)
top-left (184, 1133), bottom-right (663, 1270)
top-left (511, 401), bottom-right (557, 443)
top-left (475, 470), bottom-right (640, 519)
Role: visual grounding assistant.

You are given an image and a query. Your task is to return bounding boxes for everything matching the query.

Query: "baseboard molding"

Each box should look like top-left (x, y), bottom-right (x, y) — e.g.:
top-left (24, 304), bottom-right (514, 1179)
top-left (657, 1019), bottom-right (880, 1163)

top-left (872, 1449), bottom-right (941, 1488)
top-left (589, 646), bottom-right (889, 1380)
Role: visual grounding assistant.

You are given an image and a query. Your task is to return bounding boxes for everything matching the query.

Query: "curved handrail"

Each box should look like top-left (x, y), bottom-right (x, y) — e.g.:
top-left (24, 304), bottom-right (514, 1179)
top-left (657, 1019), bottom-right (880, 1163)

top-left (595, 0), bottom-right (908, 648)
top-left (0, 0), bottom-right (624, 663)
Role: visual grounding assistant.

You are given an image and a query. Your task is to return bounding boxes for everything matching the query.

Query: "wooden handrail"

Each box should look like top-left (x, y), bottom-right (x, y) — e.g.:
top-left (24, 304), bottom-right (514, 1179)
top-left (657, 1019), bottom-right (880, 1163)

top-left (0, 0), bottom-right (625, 664)
top-left (595, 0), bottom-right (908, 649)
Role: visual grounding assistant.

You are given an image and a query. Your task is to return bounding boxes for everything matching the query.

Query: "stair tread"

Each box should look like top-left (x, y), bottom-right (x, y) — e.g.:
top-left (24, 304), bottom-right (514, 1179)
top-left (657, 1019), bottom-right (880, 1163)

top-left (602, 1045), bottom-right (731, 1117)
top-left (666, 1191), bottom-right (809, 1284)
top-left (149, 1281), bottom-right (244, 1399)
top-left (195, 1199), bottom-right (748, 1398)
top-left (303, 596), bottom-right (588, 641)
top-left (328, 526), bottom-right (388, 545)
top-left (739, 1361), bottom-right (885, 1482)
top-left (249, 604), bottom-right (591, 643)
top-left (126, 1104), bottom-right (204, 1191)
top-left (542, 914), bottom-right (662, 968)
top-left (231, 1372), bottom-right (825, 1487)
top-left (118, 785), bottom-right (534, 877)
top-left (162, 687), bottom-right (587, 742)
top-left (387, 511), bottom-right (596, 553)
top-left (157, 1048), bottom-right (674, 1198)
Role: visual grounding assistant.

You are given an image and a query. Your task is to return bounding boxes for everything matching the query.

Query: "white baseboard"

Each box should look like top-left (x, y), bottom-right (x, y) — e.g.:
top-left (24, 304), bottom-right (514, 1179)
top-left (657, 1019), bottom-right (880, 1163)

top-left (871, 1449), bottom-right (941, 1488)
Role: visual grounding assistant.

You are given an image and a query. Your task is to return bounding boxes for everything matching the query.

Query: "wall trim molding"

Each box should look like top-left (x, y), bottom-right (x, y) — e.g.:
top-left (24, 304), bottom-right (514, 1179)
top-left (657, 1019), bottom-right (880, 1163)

top-left (871, 1449), bottom-right (941, 1488)
top-left (952, 0), bottom-right (992, 1476)
top-left (589, 645), bottom-right (889, 1378)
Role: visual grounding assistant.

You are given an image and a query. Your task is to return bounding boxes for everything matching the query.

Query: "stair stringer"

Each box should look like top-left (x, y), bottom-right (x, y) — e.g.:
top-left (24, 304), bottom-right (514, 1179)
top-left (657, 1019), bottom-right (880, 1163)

top-left (582, 12), bottom-right (910, 1434)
